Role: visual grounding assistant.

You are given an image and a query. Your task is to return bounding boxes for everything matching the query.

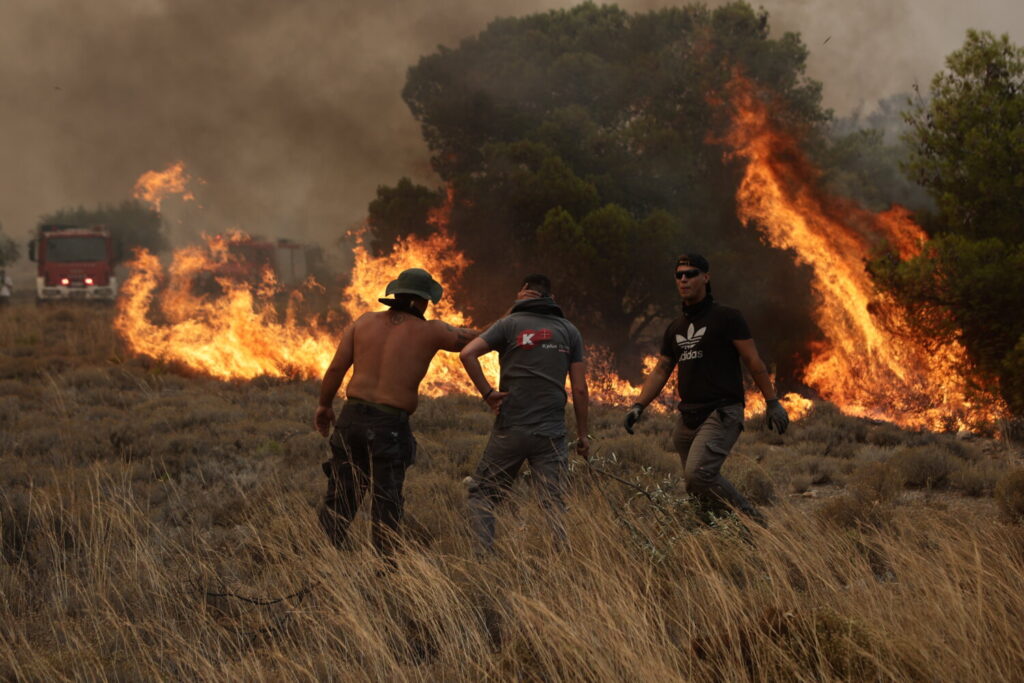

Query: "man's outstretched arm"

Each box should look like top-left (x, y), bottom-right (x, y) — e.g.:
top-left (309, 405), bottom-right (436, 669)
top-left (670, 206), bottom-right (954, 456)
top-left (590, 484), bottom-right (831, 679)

top-left (314, 323), bottom-right (355, 436)
top-left (436, 321), bottom-right (479, 352)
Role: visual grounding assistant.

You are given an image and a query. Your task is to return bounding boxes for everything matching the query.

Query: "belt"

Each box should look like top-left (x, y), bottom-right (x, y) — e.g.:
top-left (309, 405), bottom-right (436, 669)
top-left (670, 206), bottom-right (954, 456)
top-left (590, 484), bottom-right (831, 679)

top-left (346, 396), bottom-right (409, 417)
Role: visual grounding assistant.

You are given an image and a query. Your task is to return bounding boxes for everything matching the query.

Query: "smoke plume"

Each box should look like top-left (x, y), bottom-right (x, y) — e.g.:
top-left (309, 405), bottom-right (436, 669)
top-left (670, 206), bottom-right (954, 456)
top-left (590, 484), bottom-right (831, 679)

top-left (0, 0), bottom-right (1020, 254)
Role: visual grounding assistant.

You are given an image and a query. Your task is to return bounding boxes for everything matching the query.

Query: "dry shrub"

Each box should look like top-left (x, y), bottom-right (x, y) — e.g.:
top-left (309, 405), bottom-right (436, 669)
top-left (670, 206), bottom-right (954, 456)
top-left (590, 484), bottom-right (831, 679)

top-left (855, 444), bottom-right (895, 463)
top-left (848, 461), bottom-right (905, 502)
top-left (63, 366), bottom-right (116, 389)
top-left (0, 378), bottom-right (41, 402)
top-left (13, 427), bottom-right (62, 460)
top-left (866, 422), bottom-right (911, 447)
top-left (402, 472), bottom-right (466, 549)
top-left (772, 452), bottom-right (847, 493)
top-left (997, 418), bottom-right (1024, 445)
top-left (0, 395), bottom-right (18, 431)
top-left (892, 446), bottom-right (961, 489)
top-left (816, 494), bottom-right (893, 530)
top-left (743, 418), bottom-right (787, 445)
top-left (284, 432), bottom-right (326, 462)
top-left (995, 469), bottom-right (1024, 523)
top-left (0, 356), bottom-right (46, 380)
top-left (416, 430), bottom-right (488, 474)
top-left (414, 395), bottom-right (492, 433)
top-left (790, 403), bottom-right (870, 445)
top-left (731, 464), bottom-right (776, 505)
top-left (951, 460), bottom-right (1007, 497)
top-left (598, 434), bottom-right (677, 474)
top-left (143, 394), bottom-right (244, 433)
top-left (789, 473), bottom-right (814, 494)
top-left (0, 489), bottom-right (33, 563)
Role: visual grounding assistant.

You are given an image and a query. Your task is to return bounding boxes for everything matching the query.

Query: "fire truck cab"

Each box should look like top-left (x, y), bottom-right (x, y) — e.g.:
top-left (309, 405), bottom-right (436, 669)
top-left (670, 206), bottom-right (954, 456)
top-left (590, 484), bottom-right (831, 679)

top-left (28, 224), bottom-right (118, 302)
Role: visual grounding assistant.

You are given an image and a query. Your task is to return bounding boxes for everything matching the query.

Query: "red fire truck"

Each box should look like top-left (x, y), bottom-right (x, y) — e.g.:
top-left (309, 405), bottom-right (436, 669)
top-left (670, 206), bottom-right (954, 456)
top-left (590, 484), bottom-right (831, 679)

top-left (29, 224), bottom-right (118, 302)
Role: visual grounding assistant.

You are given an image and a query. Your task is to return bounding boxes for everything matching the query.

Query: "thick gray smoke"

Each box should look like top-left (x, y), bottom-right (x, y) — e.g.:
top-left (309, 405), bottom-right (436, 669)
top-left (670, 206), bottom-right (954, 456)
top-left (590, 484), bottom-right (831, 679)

top-left (1, 0), bottom-right (1020, 257)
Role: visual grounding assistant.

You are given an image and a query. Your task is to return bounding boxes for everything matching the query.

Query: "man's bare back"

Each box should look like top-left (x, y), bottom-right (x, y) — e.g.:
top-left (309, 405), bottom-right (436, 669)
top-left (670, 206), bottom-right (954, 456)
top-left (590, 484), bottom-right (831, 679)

top-left (314, 306), bottom-right (473, 434)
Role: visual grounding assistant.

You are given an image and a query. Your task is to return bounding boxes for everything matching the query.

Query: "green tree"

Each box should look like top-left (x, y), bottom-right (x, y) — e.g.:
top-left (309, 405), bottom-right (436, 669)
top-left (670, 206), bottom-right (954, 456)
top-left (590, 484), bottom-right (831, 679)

top-left (872, 31), bottom-right (1024, 415)
top-left (902, 30), bottom-right (1024, 243)
top-left (372, 2), bottom-right (825, 374)
top-left (38, 200), bottom-right (168, 260)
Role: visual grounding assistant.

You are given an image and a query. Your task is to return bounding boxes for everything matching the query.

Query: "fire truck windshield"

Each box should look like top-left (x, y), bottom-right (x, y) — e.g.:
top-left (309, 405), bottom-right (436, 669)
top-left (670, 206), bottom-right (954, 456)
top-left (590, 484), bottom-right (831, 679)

top-left (46, 236), bottom-right (107, 263)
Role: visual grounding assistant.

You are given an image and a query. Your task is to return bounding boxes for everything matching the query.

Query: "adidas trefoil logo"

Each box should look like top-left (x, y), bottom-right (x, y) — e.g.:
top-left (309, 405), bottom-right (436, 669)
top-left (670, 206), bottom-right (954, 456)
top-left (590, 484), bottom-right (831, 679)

top-left (675, 323), bottom-right (706, 351)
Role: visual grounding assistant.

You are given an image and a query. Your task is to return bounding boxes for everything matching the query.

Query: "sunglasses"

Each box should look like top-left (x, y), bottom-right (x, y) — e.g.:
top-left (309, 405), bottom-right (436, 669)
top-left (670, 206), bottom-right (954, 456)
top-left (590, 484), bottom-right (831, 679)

top-left (675, 268), bottom-right (703, 280)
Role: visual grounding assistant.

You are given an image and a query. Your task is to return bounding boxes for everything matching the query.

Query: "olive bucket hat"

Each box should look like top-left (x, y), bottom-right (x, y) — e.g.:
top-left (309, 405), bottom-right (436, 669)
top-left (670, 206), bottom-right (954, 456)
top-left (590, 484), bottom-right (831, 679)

top-left (384, 268), bottom-right (443, 304)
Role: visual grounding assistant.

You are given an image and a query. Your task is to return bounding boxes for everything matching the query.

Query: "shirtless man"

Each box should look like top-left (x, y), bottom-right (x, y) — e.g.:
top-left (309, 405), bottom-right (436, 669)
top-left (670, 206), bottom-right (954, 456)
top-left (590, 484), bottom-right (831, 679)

top-left (313, 267), bottom-right (475, 553)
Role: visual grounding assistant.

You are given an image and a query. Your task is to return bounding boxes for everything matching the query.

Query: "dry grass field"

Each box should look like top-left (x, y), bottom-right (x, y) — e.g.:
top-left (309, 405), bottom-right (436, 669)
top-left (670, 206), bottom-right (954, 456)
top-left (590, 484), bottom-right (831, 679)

top-left (3, 302), bottom-right (1024, 680)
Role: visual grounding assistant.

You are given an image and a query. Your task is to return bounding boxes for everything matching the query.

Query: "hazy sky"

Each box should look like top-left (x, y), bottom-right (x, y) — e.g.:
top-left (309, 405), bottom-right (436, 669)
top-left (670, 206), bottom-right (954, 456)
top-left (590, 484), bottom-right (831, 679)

top-left (1, 0), bottom-right (1021, 252)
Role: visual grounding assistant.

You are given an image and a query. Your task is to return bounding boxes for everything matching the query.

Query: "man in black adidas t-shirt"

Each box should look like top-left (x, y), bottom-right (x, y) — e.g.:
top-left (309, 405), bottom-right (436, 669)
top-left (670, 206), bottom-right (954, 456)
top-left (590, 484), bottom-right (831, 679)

top-left (622, 253), bottom-right (789, 525)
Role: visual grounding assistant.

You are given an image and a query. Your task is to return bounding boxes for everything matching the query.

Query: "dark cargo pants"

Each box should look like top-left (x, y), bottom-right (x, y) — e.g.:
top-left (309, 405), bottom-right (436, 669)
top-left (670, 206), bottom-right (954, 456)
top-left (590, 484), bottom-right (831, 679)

top-left (319, 401), bottom-right (416, 554)
top-left (672, 403), bottom-right (758, 519)
top-left (468, 429), bottom-right (568, 551)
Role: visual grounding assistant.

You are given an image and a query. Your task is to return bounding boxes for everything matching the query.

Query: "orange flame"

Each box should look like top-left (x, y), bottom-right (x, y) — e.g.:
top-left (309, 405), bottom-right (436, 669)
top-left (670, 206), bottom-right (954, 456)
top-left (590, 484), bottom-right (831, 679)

top-left (116, 172), bottom-right (815, 422)
top-left (133, 161), bottom-right (196, 211)
top-left (114, 236), bottom-right (336, 381)
top-left (722, 74), bottom-right (1005, 430)
top-left (744, 389), bottom-right (814, 421)
top-left (113, 189), bottom-right (504, 392)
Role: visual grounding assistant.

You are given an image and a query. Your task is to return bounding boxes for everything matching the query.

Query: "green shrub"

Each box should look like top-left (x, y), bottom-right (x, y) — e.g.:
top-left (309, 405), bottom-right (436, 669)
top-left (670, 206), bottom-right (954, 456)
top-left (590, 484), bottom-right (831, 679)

top-left (995, 469), bottom-right (1024, 523)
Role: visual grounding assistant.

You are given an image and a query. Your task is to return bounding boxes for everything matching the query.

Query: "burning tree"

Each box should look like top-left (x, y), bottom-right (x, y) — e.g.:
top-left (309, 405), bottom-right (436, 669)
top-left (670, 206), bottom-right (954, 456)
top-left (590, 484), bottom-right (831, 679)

top-left (371, 2), bottom-right (826, 377)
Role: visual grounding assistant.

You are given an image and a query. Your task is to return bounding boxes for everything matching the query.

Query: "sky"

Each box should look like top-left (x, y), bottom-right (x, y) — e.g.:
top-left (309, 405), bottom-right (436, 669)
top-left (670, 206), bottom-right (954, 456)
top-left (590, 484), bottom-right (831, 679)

top-left (1, 0), bottom-right (1021, 255)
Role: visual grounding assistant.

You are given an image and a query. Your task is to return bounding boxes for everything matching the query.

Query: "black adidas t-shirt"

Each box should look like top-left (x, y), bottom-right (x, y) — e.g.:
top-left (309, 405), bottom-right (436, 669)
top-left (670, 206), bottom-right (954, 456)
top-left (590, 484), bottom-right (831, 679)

top-left (659, 300), bottom-right (751, 407)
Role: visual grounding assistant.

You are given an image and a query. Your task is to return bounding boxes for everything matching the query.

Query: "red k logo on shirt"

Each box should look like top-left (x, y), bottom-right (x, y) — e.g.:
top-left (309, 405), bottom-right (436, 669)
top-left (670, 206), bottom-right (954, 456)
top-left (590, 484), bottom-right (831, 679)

top-left (517, 328), bottom-right (553, 349)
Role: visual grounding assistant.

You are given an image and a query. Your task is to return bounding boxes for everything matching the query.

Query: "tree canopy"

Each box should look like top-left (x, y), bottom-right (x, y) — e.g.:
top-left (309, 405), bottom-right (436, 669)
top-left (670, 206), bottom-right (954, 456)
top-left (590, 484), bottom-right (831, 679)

top-left (370, 2), bottom-right (826, 374)
top-left (873, 31), bottom-right (1024, 415)
top-left (903, 30), bottom-right (1024, 243)
top-left (38, 200), bottom-right (168, 260)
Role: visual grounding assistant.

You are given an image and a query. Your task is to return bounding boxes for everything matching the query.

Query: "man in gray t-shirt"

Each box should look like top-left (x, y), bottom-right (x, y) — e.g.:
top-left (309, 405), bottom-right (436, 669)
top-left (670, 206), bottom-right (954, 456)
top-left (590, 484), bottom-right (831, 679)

top-left (460, 274), bottom-right (590, 550)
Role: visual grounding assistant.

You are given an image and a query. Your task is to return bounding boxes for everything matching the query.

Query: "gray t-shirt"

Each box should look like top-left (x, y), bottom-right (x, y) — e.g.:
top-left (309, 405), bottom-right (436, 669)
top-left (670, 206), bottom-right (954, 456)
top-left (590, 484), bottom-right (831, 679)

top-left (480, 309), bottom-right (585, 436)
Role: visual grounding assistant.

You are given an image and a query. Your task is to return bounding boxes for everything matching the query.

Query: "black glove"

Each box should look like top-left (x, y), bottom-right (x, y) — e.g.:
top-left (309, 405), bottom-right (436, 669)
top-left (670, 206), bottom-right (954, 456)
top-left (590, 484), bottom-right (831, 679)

top-left (624, 403), bottom-right (645, 435)
top-left (765, 398), bottom-right (790, 435)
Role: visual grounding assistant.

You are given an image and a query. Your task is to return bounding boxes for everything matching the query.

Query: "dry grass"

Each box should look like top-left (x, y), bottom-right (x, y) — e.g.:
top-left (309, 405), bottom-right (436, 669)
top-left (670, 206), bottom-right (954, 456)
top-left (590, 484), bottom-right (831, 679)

top-left (3, 303), bottom-right (1024, 680)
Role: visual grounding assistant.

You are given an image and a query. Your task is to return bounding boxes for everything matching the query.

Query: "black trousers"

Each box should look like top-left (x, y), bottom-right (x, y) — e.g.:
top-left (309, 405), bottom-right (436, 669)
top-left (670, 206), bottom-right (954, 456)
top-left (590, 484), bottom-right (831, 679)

top-left (319, 401), bottom-right (416, 554)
